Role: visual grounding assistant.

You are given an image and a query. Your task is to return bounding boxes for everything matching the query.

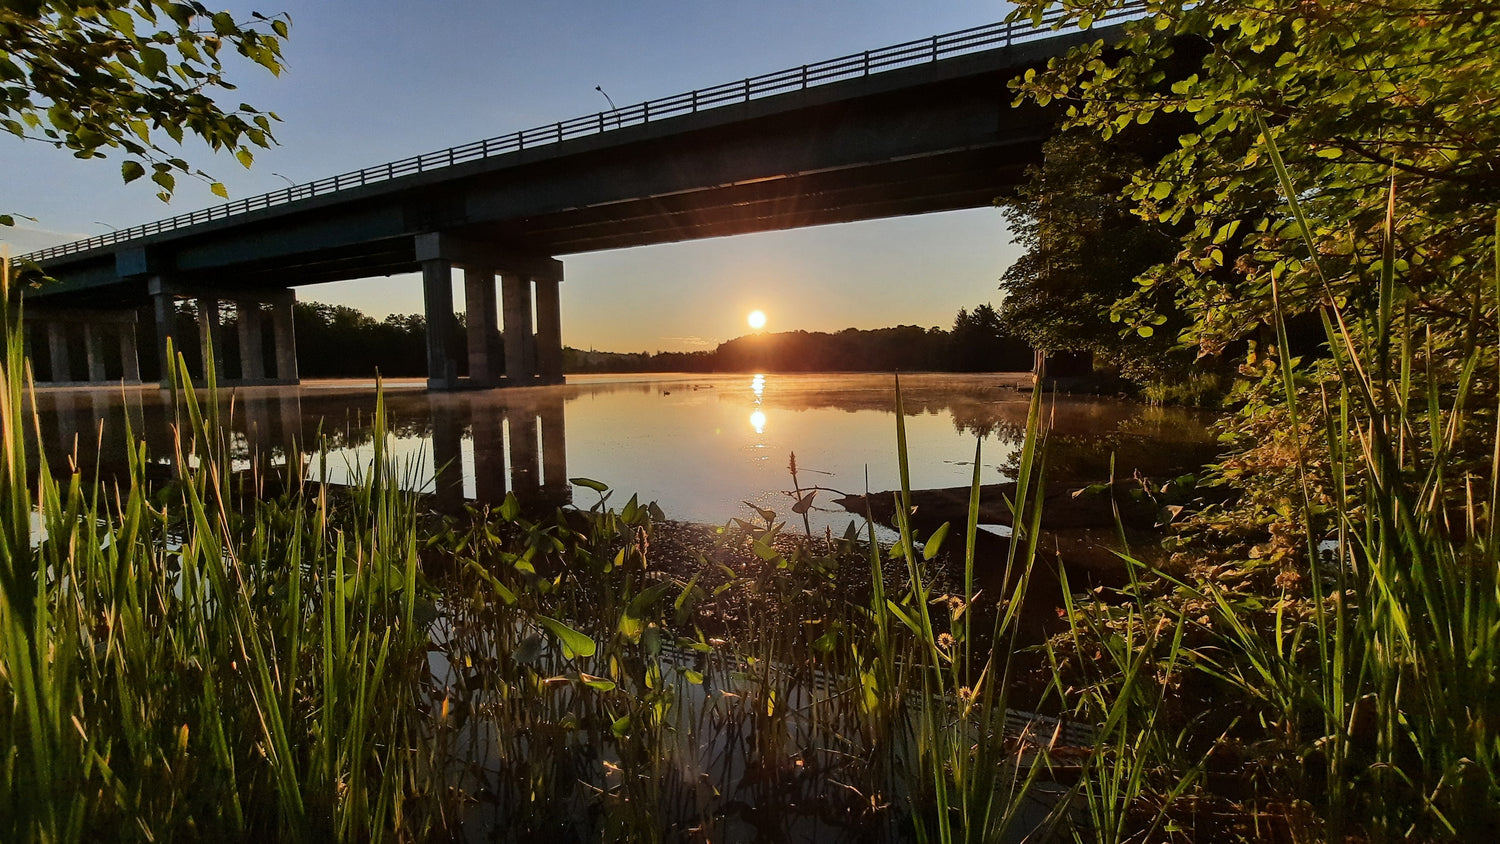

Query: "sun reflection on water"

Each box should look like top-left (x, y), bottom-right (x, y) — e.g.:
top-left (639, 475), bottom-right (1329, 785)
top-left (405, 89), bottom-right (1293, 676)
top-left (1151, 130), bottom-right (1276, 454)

top-left (749, 409), bottom-right (767, 434)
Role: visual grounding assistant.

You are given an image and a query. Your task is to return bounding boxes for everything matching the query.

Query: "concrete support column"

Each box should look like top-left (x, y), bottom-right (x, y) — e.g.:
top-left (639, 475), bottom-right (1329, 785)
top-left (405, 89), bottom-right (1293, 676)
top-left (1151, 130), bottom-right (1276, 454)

top-left (150, 279), bottom-right (176, 386)
top-left (501, 272), bottom-right (535, 384)
top-left (423, 259), bottom-right (459, 389)
top-left (197, 297), bottom-right (225, 379)
top-left (120, 322), bottom-right (142, 383)
top-left (464, 267), bottom-right (500, 387)
top-left (47, 322), bottom-right (71, 383)
top-left (270, 293), bottom-right (299, 383)
top-left (534, 277), bottom-right (563, 384)
top-left (83, 324), bottom-right (107, 382)
top-left (238, 300), bottom-right (266, 382)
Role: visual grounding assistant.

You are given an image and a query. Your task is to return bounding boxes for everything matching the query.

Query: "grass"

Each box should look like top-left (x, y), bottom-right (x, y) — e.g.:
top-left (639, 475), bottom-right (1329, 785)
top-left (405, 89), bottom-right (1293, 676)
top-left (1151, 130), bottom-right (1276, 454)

top-left (6, 141), bottom-right (1498, 843)
top-left (1025, 126), bottom-right (1500, 842)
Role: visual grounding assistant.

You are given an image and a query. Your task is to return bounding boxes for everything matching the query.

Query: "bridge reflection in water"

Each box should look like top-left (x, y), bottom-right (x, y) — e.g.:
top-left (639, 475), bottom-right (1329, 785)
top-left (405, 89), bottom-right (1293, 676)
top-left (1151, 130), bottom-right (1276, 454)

top-left (26, 386), bottom-right (571, 513)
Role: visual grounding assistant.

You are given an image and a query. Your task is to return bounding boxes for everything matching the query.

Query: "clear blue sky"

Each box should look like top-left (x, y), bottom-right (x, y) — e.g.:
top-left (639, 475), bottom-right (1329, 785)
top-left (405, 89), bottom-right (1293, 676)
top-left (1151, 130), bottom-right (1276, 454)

top-left (2, 1), bottom-right (1026, 353)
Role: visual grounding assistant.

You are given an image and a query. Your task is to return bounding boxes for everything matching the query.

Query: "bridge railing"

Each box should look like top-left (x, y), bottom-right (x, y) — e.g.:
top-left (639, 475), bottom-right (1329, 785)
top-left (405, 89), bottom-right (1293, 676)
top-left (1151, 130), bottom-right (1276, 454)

top-left (22, 4), bottom-right (1146, 264)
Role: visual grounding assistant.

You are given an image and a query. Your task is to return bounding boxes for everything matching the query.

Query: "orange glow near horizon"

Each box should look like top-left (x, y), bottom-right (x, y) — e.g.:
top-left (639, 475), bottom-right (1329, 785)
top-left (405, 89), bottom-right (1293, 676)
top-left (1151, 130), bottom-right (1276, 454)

top-left (747, 310), bottom-right (767, 330)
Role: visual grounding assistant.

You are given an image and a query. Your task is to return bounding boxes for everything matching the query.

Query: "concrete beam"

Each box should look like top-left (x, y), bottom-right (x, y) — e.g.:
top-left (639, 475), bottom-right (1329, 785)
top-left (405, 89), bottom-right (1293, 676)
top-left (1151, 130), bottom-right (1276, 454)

top-left (413, 232), bottom-right (563, 280)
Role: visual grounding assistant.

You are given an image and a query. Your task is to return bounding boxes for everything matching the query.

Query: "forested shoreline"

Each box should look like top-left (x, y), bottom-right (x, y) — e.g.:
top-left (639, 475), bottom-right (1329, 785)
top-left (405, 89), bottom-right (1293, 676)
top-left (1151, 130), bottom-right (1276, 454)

top-left (130, 299), bottom-right (1037, 379)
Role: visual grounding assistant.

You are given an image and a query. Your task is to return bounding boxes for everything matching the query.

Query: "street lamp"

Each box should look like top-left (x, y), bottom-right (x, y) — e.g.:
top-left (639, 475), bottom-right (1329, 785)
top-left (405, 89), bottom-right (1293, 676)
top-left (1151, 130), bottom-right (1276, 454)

top-left (595, 85), bottom-right (621, 128)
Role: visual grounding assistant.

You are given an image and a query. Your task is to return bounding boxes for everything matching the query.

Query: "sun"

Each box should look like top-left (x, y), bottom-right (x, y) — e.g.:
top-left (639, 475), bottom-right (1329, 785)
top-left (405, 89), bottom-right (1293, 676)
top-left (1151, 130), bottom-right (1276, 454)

top-left (747, 310), bottom-right (767, 330)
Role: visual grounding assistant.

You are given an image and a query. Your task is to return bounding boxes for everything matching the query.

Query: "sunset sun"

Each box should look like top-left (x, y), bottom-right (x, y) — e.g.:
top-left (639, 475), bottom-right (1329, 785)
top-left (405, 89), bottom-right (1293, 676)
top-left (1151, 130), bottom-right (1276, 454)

top-left (747, 310), bottom-right (767, 330)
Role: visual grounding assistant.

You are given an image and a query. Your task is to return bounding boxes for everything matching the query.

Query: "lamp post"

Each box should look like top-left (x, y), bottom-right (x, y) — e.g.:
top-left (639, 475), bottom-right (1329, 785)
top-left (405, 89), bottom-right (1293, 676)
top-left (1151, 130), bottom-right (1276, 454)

top-left (595, 86), bottom-right (620, 128)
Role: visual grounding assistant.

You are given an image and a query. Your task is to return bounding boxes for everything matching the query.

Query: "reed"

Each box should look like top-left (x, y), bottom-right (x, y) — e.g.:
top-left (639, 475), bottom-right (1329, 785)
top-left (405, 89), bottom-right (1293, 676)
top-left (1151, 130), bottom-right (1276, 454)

top-left (0, 254), bottom-right (445, 841)
top-left (1031, 126), bottom-right (1500, 842)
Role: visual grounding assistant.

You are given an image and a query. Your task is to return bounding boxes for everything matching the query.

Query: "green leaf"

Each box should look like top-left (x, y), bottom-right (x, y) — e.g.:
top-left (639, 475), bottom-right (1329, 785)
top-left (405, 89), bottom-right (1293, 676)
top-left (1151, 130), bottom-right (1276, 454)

top-left (570, 477), bottom-right (609, 493)
top-left (886, 599), bottom-right (921, 635)
top-left (922, 522), bottom-right (950, 560)
top-left (121, 161), bottom-right (146, 184)
top-left (537, 615), bottom-right (596, 659)
top-left (498, 492), bottom-right (520, 521)
top-left (580, 673), bottom-right (616, 692)
top-left (209, 182), bottom-right (228, 199)
top-left (235, 148), bottom-right (254, 168)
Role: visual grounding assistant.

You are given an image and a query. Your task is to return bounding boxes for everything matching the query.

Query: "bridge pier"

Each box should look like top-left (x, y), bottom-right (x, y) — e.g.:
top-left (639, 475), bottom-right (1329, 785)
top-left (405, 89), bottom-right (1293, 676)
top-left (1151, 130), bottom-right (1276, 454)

top-left (237, 300), bottom-right (266, 382)
top-left (501, 272), bottom-right (533, 385)
top-left (149, 279), bottom-right (300, 387)
top-left (26, 310), bottom-right (144, 386)
top-left (465, 268), bottom-right (501, 387)
top-left (535, 278), bottom-right (564, 384)
top-left (414, 233), bottom-right (564, 391)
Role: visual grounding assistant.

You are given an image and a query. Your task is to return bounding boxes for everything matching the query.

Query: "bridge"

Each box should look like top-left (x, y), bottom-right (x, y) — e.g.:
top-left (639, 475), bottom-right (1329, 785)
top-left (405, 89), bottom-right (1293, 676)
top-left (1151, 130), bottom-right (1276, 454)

top-left (20, 8), bottom-right (1139, 390)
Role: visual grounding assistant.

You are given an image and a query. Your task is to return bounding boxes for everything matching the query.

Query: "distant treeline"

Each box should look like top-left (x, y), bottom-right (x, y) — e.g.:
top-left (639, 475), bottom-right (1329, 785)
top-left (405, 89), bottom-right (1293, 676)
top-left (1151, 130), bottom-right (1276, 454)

top-left (130, 301), bottom-right (1033, 380)
top-left (570, 305), bottom-right (1032, 373)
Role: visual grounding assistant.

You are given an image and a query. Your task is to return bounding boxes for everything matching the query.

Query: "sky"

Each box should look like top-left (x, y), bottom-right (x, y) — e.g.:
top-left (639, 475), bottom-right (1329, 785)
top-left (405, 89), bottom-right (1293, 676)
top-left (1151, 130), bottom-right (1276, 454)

top-left (1, 1), bottom-right (1026, 353)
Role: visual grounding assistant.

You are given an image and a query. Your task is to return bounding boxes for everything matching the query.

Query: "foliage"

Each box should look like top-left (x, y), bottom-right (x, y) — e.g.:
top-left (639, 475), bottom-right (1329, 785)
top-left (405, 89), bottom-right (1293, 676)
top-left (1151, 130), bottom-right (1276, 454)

top-left (997, 130), bottom-right (1183, 379)
top-left (0, 248), bottom-right (1065, 839)
top-left (288, 302), bottom-right (437, 379)
top-left (1007, 0), bottom-right (1500, 361)
top-left (949, 302), bottom-right (1033, 372)
top-left (572, 317), bottom-right (1033, 374)
top-left (1036, 130), bottom-right (1500, 843)
top-left (0, 0), bottom-right (288, 222)
top-left (1, 260), bottom-right (446, 839)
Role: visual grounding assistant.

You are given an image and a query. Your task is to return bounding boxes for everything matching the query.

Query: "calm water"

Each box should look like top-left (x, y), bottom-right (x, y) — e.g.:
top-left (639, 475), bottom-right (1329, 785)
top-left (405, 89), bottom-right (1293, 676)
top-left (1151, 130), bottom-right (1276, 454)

top-left (26, 372), bottom-right (1212, 533)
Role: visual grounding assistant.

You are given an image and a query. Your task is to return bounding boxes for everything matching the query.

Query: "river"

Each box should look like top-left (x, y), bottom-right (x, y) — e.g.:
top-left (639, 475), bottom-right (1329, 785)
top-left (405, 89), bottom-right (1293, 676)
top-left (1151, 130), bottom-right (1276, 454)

top-left (26, 371), bottom-right (1215, 538)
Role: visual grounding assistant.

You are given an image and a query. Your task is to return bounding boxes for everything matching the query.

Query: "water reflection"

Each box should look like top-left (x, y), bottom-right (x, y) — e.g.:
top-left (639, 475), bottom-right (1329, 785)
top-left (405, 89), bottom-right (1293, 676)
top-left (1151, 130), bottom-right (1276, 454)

top-left (26, 386), bottom-right (573, 513)
top-left (24, 374), bottom-right (1217, 532)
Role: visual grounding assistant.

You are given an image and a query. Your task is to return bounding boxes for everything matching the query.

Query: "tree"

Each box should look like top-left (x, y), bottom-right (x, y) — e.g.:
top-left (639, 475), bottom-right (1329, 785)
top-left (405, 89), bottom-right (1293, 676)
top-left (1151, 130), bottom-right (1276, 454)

top-left (996, 130), bottom-right (1180, 379)
top-left (949, 303), bottom-right (1032, 371)
top-left (1008, 0), bottom-right (1500, 358)
top-left (0, 0), bottom-right (289, 224)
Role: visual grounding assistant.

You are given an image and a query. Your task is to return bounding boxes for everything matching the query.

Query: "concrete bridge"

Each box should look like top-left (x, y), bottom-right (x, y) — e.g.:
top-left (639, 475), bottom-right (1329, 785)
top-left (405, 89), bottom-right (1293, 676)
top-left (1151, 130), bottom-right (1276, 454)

top-left (20, 8), bottom-right (1140, 390)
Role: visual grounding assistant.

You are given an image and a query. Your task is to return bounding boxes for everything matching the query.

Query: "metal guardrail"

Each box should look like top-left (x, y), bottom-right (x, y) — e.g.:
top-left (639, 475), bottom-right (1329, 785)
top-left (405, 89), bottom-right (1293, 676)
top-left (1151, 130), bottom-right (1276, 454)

top-left (22, 5), bottom-right (1145, 264)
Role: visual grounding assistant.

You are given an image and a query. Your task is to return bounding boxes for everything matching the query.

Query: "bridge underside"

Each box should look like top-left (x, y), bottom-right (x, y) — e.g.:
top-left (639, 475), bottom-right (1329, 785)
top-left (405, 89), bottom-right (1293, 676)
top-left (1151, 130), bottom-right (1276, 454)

top-left (25, 26), bottom-right (1111, 388)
